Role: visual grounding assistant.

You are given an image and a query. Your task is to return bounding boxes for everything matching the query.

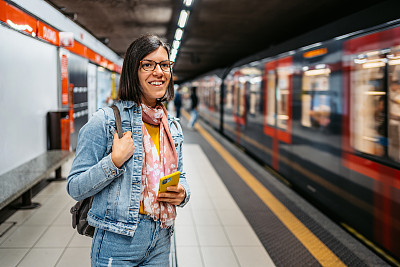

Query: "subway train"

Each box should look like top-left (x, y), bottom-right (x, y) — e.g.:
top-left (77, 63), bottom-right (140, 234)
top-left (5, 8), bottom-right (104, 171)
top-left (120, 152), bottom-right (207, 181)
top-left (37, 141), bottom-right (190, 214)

top-left (182, 8), bottom-right (400, 264)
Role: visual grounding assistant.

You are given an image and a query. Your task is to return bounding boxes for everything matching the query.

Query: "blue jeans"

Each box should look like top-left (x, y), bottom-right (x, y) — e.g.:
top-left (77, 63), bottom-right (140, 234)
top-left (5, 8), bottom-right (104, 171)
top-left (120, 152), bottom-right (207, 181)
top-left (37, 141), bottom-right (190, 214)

top-left (188, 109), bottom-right (198, 128)
top-left (91, 214), bottom-right (173, 266)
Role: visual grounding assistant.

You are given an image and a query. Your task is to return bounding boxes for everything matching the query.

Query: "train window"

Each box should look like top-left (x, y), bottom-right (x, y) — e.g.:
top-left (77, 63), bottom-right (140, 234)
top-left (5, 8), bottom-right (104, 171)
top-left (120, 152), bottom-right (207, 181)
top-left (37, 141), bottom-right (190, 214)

top-left (301, 65), bottom-right (331, 128)
top-left (276, 67), bottom-right (291, 130)
top-left (237, 78), bottom-right (246, 117)
top-left (266, 70), bottom-right (276, 126)
top-left (249, 76), bottom-right (262, 116)
top-left (225, 78), bottom-right (234, 110)
top-left (388, 49), bottom-right (400, 161)
top-left (265, 59), bottom-right (292, 131)
top-left (350, 50), bottom-right (387, 157)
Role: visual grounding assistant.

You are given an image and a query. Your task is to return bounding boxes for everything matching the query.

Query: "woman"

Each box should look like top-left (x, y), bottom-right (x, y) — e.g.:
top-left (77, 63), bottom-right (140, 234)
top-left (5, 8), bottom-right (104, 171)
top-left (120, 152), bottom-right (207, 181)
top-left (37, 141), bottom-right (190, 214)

top-left (67, 34), bottom-right (190, 266)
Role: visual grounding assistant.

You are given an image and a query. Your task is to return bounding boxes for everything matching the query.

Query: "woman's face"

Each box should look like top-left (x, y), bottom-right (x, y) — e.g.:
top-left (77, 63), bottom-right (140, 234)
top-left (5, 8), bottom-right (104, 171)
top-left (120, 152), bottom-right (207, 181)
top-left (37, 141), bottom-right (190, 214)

top-left (138, 47), bottom-right (171, 107)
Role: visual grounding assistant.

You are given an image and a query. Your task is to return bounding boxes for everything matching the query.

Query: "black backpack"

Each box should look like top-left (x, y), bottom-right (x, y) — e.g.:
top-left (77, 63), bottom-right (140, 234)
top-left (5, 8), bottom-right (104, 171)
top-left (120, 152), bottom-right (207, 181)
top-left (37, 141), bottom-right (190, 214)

top-left (70, 104), bottom-right (123, 237)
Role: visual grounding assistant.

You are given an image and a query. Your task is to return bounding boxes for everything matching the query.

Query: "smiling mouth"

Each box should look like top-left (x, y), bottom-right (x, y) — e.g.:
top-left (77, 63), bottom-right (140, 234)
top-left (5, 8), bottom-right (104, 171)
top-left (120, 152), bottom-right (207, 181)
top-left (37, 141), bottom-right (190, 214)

top-left (149, 81), bottom-right (165, 86)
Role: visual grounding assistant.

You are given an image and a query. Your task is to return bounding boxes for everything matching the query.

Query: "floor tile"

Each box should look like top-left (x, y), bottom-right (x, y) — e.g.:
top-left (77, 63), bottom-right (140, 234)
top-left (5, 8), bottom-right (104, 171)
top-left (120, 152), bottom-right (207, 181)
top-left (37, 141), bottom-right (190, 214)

top-left (18, 248), bottom-right (63, 267)
top-left (175, 207), bottom-right (194, 226)
top-left (224, 226), bottom-right (262, 246)
top-left (56, 247), bottom-right (91, 267)
top-left (196, 225), bottom-right (230, 246)
top-left (52, 206), bottom-right (73, 226)
top-left (68, 232), bottom-right (92, 248)
top-left (34, 225), bottom-right (75, 248)
top-left (189, 194), bottom-right (215, 210)
top-left (0, 248), bottom-right (28, 267)
top-left (176, 246), bottom-right (204, 267)
top-left (233, 246), bottom-right (275, 267)
top-left (0, 225), bottom-right (47, 248)
top-left (201, 246), bottom-right (239, 267)
top-left (5, 209), bottom-right (36, 225)
top-left (175, 225), bottom-right (199, 246)
top-left (192, 209), bottom-right (221, 226)
top-left (217, 209), bottom-right (249, 226)
top-left (22, 210), bottom-right (60, 226)
top-left (211, 196), bottom-right (240, 210)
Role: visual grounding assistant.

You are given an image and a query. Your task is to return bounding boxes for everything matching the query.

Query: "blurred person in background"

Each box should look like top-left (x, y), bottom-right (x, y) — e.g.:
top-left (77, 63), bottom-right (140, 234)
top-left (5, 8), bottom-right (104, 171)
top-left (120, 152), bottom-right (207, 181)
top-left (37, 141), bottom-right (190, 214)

top-left (174, 86), bottom-right (182, 118)
top-left (187, 86), bottom-right (198, 129)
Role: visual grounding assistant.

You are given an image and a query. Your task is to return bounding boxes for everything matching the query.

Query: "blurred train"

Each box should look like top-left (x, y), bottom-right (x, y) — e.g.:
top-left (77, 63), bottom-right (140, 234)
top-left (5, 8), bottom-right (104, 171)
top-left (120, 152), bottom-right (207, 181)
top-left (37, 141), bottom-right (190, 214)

top-left (183, 3), bottom-right (400, 264)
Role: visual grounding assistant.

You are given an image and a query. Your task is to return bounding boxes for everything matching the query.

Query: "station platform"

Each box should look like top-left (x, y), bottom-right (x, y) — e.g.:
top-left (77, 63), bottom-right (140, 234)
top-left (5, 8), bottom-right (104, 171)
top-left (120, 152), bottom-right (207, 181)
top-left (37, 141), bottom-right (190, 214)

top-left (0, 110), bottom-right (390, 267)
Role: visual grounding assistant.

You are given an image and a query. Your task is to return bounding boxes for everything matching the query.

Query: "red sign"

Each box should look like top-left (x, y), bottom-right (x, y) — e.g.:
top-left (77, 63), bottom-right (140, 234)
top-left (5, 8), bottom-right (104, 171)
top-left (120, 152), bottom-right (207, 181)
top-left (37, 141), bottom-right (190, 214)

top-left (6, 4), bottom-right (37, 37)
top-left (61, 54), bottom-right (69, 106)
top-left (38, 21), bottom-right (59, 46)
top-left (0, 1), bottom-right (7, 22)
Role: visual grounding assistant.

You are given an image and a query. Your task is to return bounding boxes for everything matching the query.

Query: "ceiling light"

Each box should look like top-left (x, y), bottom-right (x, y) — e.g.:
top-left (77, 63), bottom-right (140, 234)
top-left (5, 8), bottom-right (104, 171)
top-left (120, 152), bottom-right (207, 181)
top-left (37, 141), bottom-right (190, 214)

top-left (173, 40), bottom-right (180, 50)
top-left (171, 49), bottom-right (178, 62)
top-left (184, 0), bottom-right (193, 7)
top-left (178, 10), bottom-right (189, 28)
top-left (175, 28), bottom-right (183, 41)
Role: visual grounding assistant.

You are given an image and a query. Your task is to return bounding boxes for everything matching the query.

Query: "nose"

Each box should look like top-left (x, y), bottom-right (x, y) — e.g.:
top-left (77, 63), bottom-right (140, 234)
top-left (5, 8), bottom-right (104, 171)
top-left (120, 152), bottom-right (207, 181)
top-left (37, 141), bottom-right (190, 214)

top-left (153, 63), bottom-right (164, 75)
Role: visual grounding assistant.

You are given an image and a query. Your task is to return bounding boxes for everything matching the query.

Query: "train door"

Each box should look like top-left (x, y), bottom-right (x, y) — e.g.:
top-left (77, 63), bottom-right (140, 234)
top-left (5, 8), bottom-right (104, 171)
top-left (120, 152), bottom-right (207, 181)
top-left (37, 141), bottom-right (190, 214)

top-left (264, 57), bottom-right (293, 172)
top-left (222, 74), bottom-right (238, 142)
top-left (291, 41), bottom-right (344, 217)
top-left (343, 26), bottom-right (400, 258)
top-left (233, 70), bottom-right (247, 127)
top-left (198, 76), bottom-right (221, 129)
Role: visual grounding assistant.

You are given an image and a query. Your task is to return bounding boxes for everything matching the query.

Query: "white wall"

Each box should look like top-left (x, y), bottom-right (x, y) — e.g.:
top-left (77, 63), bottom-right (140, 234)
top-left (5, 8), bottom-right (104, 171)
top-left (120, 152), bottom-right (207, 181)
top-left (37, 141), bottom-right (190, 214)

top-left (0, 26), bottom-right (58, 175)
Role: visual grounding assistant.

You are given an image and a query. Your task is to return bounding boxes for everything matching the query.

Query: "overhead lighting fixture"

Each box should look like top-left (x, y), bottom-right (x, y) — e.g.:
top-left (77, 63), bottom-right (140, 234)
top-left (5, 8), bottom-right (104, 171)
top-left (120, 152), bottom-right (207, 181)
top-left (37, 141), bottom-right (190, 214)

top-left (175, 28), bottom-right (183, 41)
top-left (173, 40), bottom-right (181, 50)
top-left (171, 49), bottom-right (178, 63)
top-left (178, 10), bottom-right (189, 28)
top-left (184, 0), bottom-right (193, 7)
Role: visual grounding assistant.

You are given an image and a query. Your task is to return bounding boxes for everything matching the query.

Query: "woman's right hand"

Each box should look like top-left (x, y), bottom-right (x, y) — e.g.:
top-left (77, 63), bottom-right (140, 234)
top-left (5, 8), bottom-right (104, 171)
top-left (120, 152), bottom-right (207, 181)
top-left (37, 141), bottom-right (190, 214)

top-left (111, 131), bottom-right (135, 168)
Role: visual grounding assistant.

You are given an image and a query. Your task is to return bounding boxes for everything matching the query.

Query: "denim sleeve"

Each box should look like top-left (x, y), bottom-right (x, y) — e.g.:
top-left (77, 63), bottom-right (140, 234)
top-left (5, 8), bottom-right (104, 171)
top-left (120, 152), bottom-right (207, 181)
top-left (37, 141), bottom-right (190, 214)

top-left (67, 109), bottom-right (125, 201)
top-left (175, 120), bottom-right (190, 207)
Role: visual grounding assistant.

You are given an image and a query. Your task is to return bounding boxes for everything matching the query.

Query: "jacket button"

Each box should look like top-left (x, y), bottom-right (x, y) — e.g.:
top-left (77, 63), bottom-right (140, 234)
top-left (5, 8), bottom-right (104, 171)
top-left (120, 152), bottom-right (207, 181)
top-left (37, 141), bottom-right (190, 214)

top-left (111, 170), bottom-right (116, 175)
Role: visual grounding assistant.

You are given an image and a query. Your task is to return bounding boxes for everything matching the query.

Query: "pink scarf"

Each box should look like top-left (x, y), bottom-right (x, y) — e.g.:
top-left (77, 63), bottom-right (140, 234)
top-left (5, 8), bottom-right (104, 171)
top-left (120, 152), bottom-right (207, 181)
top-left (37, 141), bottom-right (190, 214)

top-left (140, 103), bottom-right (177, 227)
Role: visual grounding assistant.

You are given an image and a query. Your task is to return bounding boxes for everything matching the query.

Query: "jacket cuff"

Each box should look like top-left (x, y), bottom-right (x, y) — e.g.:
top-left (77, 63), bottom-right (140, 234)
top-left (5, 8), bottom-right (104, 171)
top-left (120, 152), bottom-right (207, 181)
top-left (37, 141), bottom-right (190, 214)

top-left (101, 154), bottom-right (125, 178)
top-left (178, 181), bottom-right (190, 207)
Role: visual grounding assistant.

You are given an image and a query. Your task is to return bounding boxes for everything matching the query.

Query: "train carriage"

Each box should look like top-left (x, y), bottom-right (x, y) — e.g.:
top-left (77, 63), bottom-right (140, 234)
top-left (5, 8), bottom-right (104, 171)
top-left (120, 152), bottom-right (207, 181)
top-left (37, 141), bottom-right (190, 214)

top-left (187, 19), bottom-right (400, 262)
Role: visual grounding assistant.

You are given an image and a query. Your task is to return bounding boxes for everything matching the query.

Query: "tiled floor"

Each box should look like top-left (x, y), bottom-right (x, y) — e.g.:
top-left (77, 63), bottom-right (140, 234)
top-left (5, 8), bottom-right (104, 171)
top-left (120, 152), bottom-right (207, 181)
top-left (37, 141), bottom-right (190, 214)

top-left (0, 144), bottom-right (274, 267)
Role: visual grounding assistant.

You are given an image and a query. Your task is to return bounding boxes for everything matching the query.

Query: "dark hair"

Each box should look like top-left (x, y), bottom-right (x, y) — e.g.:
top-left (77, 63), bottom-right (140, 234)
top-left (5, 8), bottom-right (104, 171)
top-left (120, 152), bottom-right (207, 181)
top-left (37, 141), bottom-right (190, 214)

top-left (118, 34), bottom-right (174, 103)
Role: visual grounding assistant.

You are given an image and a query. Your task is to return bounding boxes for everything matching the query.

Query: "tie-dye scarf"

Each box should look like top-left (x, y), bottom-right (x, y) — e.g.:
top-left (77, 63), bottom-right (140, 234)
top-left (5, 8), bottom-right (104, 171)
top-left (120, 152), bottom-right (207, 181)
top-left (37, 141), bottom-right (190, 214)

top-left (141, 103), bottom-right (177, 227)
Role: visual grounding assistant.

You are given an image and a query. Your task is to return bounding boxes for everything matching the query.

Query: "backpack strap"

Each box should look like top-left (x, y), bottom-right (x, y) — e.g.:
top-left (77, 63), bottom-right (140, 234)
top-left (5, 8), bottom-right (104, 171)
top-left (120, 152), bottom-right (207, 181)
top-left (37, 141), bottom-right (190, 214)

top-left (111, 104), bottom-right (123, 139)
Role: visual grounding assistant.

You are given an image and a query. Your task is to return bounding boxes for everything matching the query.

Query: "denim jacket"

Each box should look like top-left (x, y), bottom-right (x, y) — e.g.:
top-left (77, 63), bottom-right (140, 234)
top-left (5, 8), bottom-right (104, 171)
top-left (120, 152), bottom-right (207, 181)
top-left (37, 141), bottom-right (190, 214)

top-left (67, 101), bottom-right (190, 237)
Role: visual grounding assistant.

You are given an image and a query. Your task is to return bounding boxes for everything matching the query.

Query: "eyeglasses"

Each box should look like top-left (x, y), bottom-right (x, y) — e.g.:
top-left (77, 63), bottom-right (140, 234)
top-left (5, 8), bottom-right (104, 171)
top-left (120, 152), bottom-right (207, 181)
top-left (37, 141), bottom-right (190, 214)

top-left (140, 60), bottom-right (174, 72)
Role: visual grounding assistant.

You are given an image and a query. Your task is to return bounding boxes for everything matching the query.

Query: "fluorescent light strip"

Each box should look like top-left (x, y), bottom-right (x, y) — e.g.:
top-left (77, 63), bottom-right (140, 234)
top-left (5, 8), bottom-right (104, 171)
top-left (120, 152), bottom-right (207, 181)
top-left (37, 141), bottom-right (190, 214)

top-left (175, 28), bottom-right (183, 41)
top-left (184, 0), bottom-right (193, 7)
top-left (178, 10), bottom-right (189, 28)
top-left (170, 49), bottom-right (178, 62)
top-left (173, 40), bottom-right (181, 50)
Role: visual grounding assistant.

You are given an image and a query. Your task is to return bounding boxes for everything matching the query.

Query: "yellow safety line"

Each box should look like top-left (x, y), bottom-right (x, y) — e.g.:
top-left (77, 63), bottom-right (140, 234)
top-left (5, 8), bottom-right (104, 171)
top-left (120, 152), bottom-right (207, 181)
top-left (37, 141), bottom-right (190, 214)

top-left (183, 110), bottom-right (346, 266)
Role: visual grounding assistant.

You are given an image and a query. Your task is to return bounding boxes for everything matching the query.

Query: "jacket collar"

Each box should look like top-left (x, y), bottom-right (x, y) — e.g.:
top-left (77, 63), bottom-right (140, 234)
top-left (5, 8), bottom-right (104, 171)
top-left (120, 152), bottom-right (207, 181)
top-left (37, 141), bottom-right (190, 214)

top-left (119, 100), bottom-right (138, 110)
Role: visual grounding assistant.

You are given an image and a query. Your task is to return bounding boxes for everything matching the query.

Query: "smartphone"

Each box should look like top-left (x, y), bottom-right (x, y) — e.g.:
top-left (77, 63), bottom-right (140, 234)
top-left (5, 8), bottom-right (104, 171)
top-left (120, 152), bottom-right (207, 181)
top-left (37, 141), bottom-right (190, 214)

top-left (159, 171), bottom-right (181, 193)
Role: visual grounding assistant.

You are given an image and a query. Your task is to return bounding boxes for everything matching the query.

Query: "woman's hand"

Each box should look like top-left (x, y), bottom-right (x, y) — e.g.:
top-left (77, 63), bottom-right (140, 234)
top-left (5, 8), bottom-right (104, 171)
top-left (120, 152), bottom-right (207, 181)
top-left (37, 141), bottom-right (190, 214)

top-left (111, 131), bottom-right (135, 168)
top-left (157, 184), bottom-right (186, 205)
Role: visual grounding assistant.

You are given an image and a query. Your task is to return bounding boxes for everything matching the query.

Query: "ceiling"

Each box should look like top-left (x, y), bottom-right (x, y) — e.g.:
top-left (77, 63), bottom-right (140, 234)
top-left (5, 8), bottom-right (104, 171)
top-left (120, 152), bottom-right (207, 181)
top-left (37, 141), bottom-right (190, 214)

top-left (44, 0), bottom-right (387, 83)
